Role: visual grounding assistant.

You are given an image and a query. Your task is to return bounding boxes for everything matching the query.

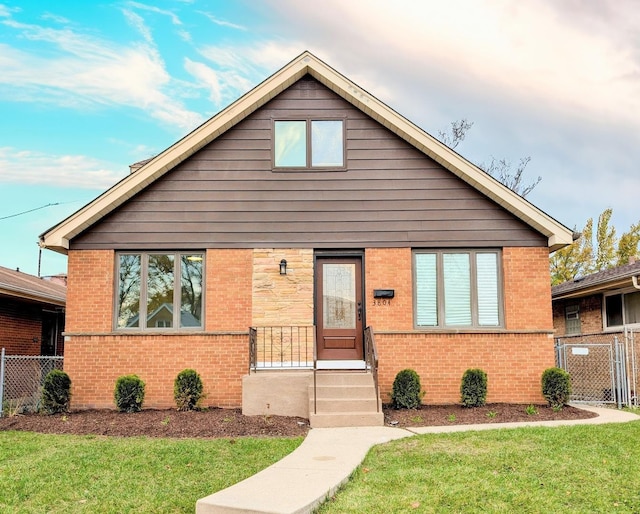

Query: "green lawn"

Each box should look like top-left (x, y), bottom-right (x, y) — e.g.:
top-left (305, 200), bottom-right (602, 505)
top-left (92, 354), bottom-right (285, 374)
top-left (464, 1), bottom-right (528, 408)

top-left (319, 422), bottom-right (640, 513)
top-left (0, 432), bottom-right (302, 513)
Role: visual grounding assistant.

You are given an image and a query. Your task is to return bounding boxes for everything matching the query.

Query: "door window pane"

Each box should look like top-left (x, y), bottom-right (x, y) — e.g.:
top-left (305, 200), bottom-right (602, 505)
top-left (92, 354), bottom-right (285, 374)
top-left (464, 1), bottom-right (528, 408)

top-left (476, 253), bottom-right (500, 326)
top-left (274, 121), bottom-right (306, 167)
top-left (117, 254), bottom-right (141, 328)
top-left (323, 263), bottom-right (356, 329)
top-left (311, 120), bottom-right (343, 166)
top-left (146, 254), bottom-right (175, 329)
top-left (443, 253), bottom-right (472, 326)
top-left (415, 253), bottom-right (438, 326)
top-left (181, 255), bottom-right (203, 327)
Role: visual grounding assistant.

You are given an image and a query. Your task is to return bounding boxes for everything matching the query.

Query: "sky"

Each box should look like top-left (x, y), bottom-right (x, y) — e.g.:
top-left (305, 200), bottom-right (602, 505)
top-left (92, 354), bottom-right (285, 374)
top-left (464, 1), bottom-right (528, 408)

top-left (1, 0), bottom-right (638, 278)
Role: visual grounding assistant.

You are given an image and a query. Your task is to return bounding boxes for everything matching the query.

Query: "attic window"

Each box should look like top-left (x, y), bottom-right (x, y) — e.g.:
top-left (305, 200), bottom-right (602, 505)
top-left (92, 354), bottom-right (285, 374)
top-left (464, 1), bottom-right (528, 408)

top-left (274, 120), bottom-right (344, 169)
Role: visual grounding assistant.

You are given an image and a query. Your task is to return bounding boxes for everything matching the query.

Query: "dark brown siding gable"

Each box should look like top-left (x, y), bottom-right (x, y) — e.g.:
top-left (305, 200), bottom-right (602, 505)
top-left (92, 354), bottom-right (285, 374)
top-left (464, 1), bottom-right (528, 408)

top-left (72, 76), bottom-right (546, 250)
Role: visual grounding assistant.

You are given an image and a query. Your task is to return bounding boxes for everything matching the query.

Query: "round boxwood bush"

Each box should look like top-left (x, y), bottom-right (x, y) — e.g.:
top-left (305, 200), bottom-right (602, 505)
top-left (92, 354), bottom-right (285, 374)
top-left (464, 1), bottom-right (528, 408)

top-left (174, 368), bottom-right (204, 411)
top-left (542, 367), bottom-right (571, 408)
top-left (391, 369), bottom-right (423, 409)
top-left (41, 369), bottom-right (71, 414)
top-left (460, 368), bottom-right (488, 407)
top-left (114, 374), bottom-right (145, 413)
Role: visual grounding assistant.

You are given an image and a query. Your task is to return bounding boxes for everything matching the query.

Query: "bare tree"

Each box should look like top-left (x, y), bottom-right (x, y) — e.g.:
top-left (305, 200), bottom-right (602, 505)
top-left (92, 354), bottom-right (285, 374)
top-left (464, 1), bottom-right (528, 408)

top-left (480, 156), bottom-right (541, 198)
top-left (437, 119), bottom-right (474, 149)
top-left (436, 119), bottom-right (541, 198)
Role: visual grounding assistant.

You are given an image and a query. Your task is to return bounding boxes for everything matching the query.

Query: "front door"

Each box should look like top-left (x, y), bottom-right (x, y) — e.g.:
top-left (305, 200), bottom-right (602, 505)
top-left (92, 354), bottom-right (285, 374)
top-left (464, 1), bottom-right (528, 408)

top-left (316, 256), bottom-right (364, 360)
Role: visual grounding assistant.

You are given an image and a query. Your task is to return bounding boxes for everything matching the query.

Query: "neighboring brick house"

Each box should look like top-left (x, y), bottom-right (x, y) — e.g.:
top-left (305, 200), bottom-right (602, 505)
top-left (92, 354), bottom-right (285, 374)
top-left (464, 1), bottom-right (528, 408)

top-left (40, 52), bottom-right (573, 424)
top-left (0, 266), bottom-right (66, 356)
top-left (552, 260), bottom-right (640, 337)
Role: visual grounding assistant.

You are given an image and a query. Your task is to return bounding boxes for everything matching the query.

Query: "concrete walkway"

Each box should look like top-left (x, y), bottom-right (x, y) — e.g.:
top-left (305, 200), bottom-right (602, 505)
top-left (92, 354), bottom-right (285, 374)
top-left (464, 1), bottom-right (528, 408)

top-left (195, 405), bottom-right (638, 514)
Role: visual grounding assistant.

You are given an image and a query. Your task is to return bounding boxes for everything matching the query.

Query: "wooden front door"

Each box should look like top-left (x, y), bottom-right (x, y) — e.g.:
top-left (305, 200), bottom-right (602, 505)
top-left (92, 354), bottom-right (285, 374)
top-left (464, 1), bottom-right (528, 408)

top-left (316, 256), bottom-right (364, 360)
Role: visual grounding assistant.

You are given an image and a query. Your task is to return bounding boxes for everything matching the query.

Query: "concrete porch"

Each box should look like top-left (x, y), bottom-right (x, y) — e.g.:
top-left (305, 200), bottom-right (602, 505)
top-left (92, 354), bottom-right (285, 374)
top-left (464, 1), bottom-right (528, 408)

top-left (242, 367), bottom-right (383, 428)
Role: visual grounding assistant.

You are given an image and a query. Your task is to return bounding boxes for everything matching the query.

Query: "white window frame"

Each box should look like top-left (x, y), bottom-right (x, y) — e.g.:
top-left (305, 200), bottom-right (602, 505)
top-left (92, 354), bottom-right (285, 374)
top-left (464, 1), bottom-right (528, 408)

top-left (603, 288), bottom-right (640, 331)
top-left (413, 249), bottom-right (504, 329)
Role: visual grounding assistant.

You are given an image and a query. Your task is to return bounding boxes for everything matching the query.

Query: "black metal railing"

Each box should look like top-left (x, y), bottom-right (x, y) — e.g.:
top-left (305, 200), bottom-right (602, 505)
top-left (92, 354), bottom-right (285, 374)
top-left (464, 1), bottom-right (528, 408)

top-left (248, 326), bottom-right (315, 371)
top-left (364, 326), bottom-right (380, 412)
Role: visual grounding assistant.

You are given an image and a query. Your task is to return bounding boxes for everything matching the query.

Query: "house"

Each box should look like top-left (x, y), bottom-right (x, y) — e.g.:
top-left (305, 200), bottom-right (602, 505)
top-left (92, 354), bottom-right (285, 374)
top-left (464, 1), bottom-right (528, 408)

top-left (552, 260), bottom-right (640, 337)
top-left (0, 265), bottom-right (66, 356)
top-left (40, 52), bottom-right (573, 425)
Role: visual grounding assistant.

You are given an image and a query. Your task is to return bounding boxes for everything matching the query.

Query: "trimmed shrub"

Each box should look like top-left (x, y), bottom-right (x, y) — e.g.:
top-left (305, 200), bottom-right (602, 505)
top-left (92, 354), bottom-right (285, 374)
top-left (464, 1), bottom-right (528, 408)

top-left (41, 369), bottom-right (72, 414)
top-left (114, 374), bottom-right (145, 413)
top-left (542, 367), bottom-right (571, 408)
top-left (460, 368), bottom-right (488, 407)
top-left (174, 369), bottom-right (204, 411)
top-left (391, 369), bottom-right (423, 409)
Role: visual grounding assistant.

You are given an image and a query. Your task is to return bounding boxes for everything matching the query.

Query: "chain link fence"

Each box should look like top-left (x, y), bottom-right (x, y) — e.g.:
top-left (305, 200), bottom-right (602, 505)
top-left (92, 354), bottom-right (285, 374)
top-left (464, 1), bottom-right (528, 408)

top-left (555, 329), bottom-right (639, 408)
top-left (0, 348), bottom-right (64, 416)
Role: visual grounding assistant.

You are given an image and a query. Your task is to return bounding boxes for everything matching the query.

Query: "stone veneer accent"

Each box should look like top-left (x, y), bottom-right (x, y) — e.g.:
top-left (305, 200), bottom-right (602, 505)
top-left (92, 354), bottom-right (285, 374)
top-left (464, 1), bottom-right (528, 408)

top-left (252, 249), bottom-right (314, 326)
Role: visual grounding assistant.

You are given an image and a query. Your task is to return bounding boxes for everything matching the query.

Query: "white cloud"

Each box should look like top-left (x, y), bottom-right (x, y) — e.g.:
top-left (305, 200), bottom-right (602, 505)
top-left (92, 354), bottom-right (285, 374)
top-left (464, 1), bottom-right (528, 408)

top-left (0, 12), bottom-right (202, 133)
top-left (184, 58), bottom-right (222, 104)
top-left (198, 11), bottom-right (246, 31)
top-left (0, 147), bottom-right (127, 189)
top-left (126, 1), bottom-right (182, 26)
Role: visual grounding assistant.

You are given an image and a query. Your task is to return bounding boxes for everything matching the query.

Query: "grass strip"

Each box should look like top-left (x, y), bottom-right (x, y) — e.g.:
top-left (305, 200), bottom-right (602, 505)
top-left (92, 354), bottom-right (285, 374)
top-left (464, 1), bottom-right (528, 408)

top-left (0, 432), bottom-right (302, 513)
top-left (319, 422), bottom-right (640, 513)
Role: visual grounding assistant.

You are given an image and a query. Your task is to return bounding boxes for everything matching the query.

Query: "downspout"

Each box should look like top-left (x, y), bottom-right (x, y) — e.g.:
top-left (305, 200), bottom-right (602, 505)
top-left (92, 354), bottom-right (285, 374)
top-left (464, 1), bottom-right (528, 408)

top-left (632, 276), bottom-right (640, 290)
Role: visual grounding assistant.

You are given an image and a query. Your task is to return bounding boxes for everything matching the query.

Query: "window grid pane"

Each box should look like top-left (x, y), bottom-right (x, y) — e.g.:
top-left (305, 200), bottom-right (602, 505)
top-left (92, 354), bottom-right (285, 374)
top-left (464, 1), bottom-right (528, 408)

top-left (476, 253), bottom-right (500, 326)
top-left (311, 120), bottom-right (343, 166)
top-left (181, 255), bottom-right (203, 328)
top-left (443, 253), bottom-right (472, 326)
top-left (415, 254), bottom-right (438, 326)
top-left (274, 121), bottom-right (306, 167)
top-left (117, 254), bottom-right (141, 328)
top-left (146, 254), bottom-right (175, 329)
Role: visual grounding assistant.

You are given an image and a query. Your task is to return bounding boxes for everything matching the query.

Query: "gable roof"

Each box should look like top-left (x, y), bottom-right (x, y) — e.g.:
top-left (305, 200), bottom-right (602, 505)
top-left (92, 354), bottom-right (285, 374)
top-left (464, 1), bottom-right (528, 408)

top-left (40, 51), bottom-right (574, 253)
top-left (0, 265), bottom-right (66, 307)
top-left (552, 260), bottom-right (640, 300)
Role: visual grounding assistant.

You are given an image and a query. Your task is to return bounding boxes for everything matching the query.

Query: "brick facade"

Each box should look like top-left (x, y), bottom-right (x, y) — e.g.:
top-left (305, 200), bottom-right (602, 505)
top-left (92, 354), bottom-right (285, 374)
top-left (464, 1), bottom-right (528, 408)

top-left (553, 294), bottom-right (603, 337)
top-left (66, 245), bottom-right (554, 409)
top-left (369, 246), bottom-right (554, 404)
top-left (0, 298), bottom-right (42, 355)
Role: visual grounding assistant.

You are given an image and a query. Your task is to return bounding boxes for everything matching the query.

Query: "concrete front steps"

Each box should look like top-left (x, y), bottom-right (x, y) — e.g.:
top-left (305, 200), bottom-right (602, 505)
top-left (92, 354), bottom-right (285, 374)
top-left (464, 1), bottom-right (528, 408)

top-left (308, 371), bottom-right (384, 428)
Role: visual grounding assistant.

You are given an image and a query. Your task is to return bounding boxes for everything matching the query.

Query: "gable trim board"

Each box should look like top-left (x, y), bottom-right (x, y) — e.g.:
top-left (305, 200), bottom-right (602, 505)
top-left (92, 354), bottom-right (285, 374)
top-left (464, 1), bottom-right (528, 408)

top-left (39, 51), bottom-right (573, 254)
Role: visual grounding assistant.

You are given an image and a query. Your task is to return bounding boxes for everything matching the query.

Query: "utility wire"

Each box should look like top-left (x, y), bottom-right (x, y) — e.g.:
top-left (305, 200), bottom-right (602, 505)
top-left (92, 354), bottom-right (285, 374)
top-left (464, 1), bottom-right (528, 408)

top-left (0, 202), bottom-right (69, 221)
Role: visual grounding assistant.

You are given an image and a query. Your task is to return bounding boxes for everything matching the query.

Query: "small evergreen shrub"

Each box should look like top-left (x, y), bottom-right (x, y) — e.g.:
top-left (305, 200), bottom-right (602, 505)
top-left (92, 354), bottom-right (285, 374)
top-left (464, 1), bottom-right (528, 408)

top-left (114, 374), bottom-right (145, 413)
top-left (174, 369), bottom-right (204, 411)
top-left (460, 368), bottom-right (488, 407)
top-left (41, 369), bottom-right (72, 414)
top-left (391, 369), bottom-right (423, 409)
top-left (541, 367), bottom-right (571, 408)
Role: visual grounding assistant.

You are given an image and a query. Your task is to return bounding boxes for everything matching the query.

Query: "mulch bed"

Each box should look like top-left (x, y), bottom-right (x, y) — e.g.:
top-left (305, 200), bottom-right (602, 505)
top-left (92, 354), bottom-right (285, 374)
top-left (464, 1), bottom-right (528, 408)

top-left (0, 403), bottom-right (598, 439)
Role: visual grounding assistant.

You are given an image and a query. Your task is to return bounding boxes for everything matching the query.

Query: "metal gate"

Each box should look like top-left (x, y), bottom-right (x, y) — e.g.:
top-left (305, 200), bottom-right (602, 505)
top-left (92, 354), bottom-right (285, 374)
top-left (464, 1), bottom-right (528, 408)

top-left (0, 348), bottom-right (64, 416)
top-left (555, 330), bottom-right (638, 408)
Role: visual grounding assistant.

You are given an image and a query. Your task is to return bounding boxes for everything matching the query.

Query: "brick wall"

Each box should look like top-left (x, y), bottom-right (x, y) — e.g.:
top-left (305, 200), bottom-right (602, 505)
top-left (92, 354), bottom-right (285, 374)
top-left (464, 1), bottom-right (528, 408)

top-left (503, 247), bottom-right (553, 331)
top-left (553, 294), bottom-right (603, 336)
top-left (0, 298), bottom-right (42, 355)
top-left (65, 245), bottom-right (555, 408)
top-left (365, 248), bottom-right (413, 330)
top-left (206, 249), bottom-right (253, 331)
top-left (64, 333), bottom-right (247, 409)
top-left (368, 246), bottom-right (555, 404)
top-left (65, 249), bottom-right (249, 409)
top-left (376, 332), bottom-right (554, 404)
top-left (66, 250), bottom-right (114, 332)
